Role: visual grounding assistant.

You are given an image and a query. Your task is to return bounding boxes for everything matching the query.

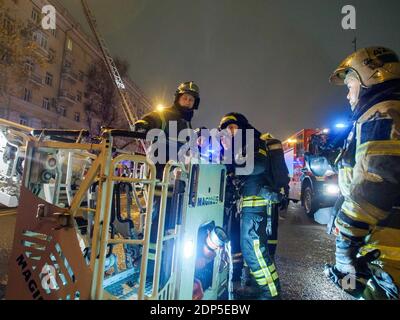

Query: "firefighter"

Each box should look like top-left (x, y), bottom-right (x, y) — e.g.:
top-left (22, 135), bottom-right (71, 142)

top-left (260, 133), bottom-right (289, 259)
top-left (134, 81), bottom-right (200, 287)
top-left (135, 81), bottom-right (200, 135)
top-left (224, 171), bottom-right (243, 290)
top-left (135, 81), bottom-right (200, 172)
top-left (219, 112), bottom-right (282, 300)
top-left (326, 47), bottom-right (400, 300)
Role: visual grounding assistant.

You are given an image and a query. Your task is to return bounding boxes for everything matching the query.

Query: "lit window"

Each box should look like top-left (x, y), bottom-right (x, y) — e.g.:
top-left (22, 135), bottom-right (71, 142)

top-left (67, 38), bottom-right (73, 51)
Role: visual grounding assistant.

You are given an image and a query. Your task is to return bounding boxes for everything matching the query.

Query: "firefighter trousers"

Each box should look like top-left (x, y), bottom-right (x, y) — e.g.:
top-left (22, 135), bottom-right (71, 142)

top-left (240, 211), bottom-right (281, 298)
top-left (266, 202), bottom-right (279, 258)
top-left (226, 209), bottom-right (243, 281)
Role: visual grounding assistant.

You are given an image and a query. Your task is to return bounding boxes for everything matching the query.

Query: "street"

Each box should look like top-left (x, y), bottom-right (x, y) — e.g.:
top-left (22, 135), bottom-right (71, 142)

top-left (0, 209), bottom-right (16, 301)
top-left (276, 202), bottom-right (352, 300)
top-left (0, 204), bottom-right (352, 300)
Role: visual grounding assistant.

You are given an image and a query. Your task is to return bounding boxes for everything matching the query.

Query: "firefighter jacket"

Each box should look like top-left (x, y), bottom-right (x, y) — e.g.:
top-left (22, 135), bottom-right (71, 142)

top-left (134, 104), bottom-right (193, 178)
top-left (134, 104), bottom-right (193, 135)
top-left (335, 81), bottom-right (400, 285)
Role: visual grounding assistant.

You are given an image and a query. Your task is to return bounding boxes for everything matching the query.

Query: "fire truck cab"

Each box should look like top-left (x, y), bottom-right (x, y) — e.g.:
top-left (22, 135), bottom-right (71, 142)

top-left (283, 129), bottom-right (340, 217)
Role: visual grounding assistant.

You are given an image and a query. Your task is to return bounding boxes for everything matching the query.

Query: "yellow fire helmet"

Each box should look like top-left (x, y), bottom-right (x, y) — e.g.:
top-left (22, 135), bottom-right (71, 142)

top-left (330, 47), bottom-right (400, 88)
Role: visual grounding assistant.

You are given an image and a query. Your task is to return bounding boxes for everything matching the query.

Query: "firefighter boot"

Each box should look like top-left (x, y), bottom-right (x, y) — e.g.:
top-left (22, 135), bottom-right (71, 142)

top-left (234, 266), bottom-right (260, 299)
top-left (258, 285), bottom-right (281, 300)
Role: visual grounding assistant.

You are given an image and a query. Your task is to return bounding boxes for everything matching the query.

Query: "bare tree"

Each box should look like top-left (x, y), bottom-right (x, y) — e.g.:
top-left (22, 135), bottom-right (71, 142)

top-left (84, 57), bottom-right (130, 135)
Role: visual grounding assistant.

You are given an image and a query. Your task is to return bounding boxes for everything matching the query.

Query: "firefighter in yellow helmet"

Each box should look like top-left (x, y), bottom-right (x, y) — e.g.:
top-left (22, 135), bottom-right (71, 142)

top-left (325, 47), bottom-right (400, 299)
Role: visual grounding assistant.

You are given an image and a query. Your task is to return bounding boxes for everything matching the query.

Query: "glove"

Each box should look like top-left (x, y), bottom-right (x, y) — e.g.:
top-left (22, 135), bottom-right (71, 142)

top-left (363, 265), bottom-right (399, 300)
top-left (279, 195), bottom-right (289, 211)
top-left (324, 248), bottom-right (395, 299)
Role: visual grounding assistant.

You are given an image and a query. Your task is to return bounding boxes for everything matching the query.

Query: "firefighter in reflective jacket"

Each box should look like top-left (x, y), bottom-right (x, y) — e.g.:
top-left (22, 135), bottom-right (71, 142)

top-left (219, 112), bottom-right (283, 300)
top-left (133, 81), bottom-right (200, 287)
top-left (135, 81), bottom-right (200, 135)
top-left (260, 132), bottom-right (289, 259)
top-left (326, 47), bottom-right (400, 299)
top-left (134, 81), bottom-right (200, 171)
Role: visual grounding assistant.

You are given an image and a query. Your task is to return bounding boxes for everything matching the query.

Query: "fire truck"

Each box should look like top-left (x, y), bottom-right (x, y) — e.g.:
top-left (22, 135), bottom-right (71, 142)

top-left (0, 119), bottom-right (33, 207)
top-left (283, 128), bottom-right (343, 217)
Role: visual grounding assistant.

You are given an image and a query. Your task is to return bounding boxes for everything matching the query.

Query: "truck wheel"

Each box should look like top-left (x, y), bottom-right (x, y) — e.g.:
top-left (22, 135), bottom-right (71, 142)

top-left (303, 186), bottom-right (318, 217)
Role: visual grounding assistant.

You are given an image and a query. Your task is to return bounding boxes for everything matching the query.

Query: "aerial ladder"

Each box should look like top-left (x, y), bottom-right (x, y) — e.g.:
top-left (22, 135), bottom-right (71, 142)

top-left (80, 0), bottom-right (139, 131)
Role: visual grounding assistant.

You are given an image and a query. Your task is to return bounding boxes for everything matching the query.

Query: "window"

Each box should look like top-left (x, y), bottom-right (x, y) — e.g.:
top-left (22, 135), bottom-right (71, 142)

top-left (76, 91), bottom-right (82, 102)
top-left (67, 38), bottom-right (73, 51)
top-left (0, 108), bottom-right (6, 118)
top-left (25, 59), bottom-right (34, 73)
top-left (57, 106), bottom-right (66, 117)
top-left (64, 60), bottom-right (72, 68)
top-left (50, 28), bottom-right (57, 37)
top-left (42, 97), bottom-right (50, 110)
top-left (40, 36), bottom-right (48, 50)
top-left (78, 71), bottom-right (84, 81)
top-left (20, 116), bottom-right (28, 126)
top-left (51, 98), bottom-right (57, 108)
top-left (45, 72), bottom-right (53, 86)
top-left (74, 112), bottom-right (80, 122)
top-left (33, 32), bottom-right (48, 50)
top-left (23, 88), bottom-right (32, 102)
top-left (31, 8), bottom-right (40, 23)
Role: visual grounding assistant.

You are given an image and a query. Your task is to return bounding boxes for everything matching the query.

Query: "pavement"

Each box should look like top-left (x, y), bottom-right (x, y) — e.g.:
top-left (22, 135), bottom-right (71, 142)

top-left (0, 203), bottom-right (353, 300)
top-left (275, 202), bottom-right (353, 300)
top-left (0, 209), bottom-right (16, 300)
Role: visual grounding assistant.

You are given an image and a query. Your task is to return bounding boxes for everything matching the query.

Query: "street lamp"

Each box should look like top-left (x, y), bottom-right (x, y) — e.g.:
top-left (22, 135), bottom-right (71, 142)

top-left (156, 104), bottom-right (165, 112)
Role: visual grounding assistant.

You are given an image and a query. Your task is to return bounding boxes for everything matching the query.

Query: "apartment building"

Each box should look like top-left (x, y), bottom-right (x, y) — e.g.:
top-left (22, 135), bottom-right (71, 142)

top-left (0, 0), bottom-right (152, 130)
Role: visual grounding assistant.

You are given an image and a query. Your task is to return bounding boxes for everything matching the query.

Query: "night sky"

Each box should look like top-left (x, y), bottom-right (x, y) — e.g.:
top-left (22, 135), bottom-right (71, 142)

top-left (62, 0), bottom-right (400, 140)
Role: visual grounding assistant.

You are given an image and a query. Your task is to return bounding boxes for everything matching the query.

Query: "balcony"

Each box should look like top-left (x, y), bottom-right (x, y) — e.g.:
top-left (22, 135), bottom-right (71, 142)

top-left (61, 67), bottom-right (78, 83)
top-left (28, 72), bottom-right (43, 86)
top-left (58, 90), bottom-right (76, 105)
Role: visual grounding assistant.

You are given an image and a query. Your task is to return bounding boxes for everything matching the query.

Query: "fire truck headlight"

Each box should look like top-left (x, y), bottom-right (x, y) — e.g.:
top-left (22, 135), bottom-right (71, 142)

top-left (183, 239), bottom-right (194, 259)
top-left (324, 184), bottom-right (340, 195)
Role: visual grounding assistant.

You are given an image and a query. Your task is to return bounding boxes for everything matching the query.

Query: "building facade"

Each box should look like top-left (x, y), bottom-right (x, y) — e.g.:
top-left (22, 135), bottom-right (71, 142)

top-left (0, 0), bottom-right (152, 130)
